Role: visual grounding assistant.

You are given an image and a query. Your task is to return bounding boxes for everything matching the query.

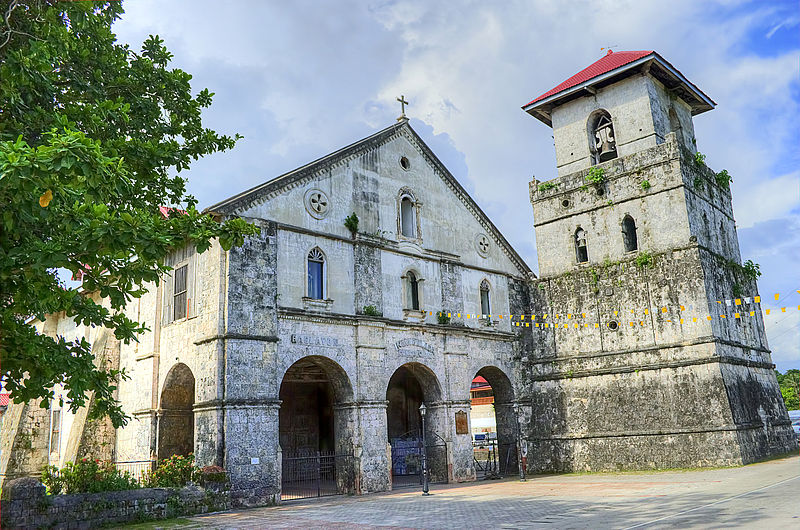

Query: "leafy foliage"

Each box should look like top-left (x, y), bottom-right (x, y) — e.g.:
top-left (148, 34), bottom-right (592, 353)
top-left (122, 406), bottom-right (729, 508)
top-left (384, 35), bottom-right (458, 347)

top-left (585, 167), bottom-right (605, 185)
top-left (640, 179), bottom-right (651, 191)
top-left (41, 458), bottom-right (140, 495)
top-left (0, 0), bottom-right (259, 426)
top-left (634, 251), bottom-right (653, 269)
top-left (145, 454), bottom-right (200, 488)
top-left (694, 151), bottom-right (706, 166)
top-left (741, 259), bottom-right (762, 281)
top-left (436, 311), bottom-right (451, 325)
top-left (344, 212), bottom-right (359, 235)
top-left (537, 181), bottom-right (558, 192)
top-left (775, 370), bottom-right (799, 411)
top-left (715, 169), bottom-right (732, 188)
top-left (362, 305), bottom-right (380, 317)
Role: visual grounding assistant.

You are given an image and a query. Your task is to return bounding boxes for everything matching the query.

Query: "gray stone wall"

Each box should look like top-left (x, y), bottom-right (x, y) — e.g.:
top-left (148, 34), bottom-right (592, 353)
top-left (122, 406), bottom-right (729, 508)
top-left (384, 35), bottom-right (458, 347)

top-left (0, 478), bottom-right (230, 530)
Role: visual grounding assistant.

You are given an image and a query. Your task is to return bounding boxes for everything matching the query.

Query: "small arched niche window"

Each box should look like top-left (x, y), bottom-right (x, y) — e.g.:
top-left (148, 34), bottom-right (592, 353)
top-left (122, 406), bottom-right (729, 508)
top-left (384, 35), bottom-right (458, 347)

top-left (406, 271), bottom-right (420, 310)
top-left (400, 195), bottom-right (416, 238)
top-left (588, 110), bottom-right (617, 165)
top-left (480, 280), bottom-right (491, 316)
top-left (307, 248), bottom-right (325, 300)
top-left (575, 227), bottom-right (588, 263)
top-left (622, 215), bottom-right (638, 252)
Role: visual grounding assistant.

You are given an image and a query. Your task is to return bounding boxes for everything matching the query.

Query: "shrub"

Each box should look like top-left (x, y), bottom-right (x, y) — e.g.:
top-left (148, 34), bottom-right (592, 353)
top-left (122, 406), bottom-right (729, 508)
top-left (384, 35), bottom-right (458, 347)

top-left (640, 180), bottom-right (651, 191)
top-left (145, 454), bottom-right (200, 488)
top-left (585, 167), bottom-right (605, 185)
top-left (41, 458), bottom-right (140, 495)
top-left (538, 181), bottom-right (558, 192)
top-left (199, 465), bottom-right (229, 485)
top-left (344, 212), bottom-right (359, 235)
top-left (436, 311), bottom-right (451, 325)
top-left (362, 305), bottom-right (380, 317)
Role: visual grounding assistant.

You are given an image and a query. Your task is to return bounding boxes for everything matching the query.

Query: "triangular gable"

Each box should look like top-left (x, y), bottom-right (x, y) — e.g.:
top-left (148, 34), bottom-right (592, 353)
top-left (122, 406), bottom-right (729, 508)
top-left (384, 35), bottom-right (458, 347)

top-left (205, 121), bottom-right (532, 277)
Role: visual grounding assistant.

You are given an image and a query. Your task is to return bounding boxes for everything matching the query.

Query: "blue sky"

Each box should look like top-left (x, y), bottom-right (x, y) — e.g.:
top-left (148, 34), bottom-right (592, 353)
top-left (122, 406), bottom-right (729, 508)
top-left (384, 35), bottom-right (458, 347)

top-left (114, 0), bottom-right (799, 370)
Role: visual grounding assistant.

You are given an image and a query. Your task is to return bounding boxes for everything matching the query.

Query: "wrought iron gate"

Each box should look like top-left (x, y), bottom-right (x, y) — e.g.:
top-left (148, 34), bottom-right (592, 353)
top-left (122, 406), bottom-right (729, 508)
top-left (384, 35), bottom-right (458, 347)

top-left (390, 430), bottom-right (448, 489)
top-left (281, 450), bottom-right (354, 501)
top-left (473, 440), bottom-right (518, 479)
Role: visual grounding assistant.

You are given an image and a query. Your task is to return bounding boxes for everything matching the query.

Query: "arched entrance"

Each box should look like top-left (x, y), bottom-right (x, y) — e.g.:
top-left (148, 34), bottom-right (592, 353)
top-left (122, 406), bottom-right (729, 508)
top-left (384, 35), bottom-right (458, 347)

top-left (158, 363), bottom-right (195, 461)
top-left (386, 362), bottom-right (448, 488)
top-left (279, 356), bottom-right (355, 499)
top-left (470, 366), bottom-right (518, 478)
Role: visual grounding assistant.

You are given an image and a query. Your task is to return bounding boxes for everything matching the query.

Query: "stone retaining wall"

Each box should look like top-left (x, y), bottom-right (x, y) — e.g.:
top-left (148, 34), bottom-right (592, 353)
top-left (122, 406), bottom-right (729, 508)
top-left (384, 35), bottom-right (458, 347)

top-left (0, 477), bottom-right (230, 529)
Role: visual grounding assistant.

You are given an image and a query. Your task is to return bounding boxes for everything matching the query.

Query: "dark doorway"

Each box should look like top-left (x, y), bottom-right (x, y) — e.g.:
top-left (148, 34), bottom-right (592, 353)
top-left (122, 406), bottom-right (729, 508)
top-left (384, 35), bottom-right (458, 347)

top-left (386, 363), bottom-right (447, 488)
top-left (279, 356), bottom-right (355, 500)
top-left (158, 363), bottom-right (195, 461)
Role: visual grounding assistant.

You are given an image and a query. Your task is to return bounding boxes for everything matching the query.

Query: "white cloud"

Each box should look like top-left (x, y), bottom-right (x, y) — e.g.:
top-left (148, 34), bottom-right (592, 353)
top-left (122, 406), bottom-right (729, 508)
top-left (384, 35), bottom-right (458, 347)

top-left (112, 0), bottom-right (800, 367)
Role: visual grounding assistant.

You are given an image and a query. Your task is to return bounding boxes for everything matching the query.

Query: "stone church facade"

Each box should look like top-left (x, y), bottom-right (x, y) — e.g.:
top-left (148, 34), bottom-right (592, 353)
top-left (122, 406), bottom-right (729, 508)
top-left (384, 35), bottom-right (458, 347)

top-left (2, 51), bottom-right (794, 505)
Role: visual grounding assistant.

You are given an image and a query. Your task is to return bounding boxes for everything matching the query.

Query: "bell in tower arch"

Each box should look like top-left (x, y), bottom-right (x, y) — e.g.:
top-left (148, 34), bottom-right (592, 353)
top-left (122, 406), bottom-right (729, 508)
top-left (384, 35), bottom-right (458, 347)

top-left (594, 115), bottom-right (617, 163)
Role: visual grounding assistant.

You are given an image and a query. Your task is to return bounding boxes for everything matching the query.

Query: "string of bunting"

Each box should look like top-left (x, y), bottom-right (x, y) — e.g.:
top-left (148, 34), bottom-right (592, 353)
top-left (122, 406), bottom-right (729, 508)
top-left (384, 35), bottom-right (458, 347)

top-left (424, 289), bottom-right (800, 329)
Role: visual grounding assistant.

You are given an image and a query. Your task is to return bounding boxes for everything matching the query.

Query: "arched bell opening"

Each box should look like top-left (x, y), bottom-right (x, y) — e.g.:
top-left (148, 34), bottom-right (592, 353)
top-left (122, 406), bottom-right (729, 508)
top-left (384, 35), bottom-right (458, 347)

top-left (157, 363), bottom-right (195, 461)
top-left (470, 366), bottom-right (519, 478)
top-left (279, 356), bottom-right (356, 499)
top-left (386, 362), bottom-right (447, 488)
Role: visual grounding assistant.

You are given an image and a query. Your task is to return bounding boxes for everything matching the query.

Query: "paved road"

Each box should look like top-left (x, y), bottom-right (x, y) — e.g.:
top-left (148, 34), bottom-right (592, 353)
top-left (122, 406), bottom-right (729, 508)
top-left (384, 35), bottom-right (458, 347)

top-left (172, 455), bottom-right (800, 529)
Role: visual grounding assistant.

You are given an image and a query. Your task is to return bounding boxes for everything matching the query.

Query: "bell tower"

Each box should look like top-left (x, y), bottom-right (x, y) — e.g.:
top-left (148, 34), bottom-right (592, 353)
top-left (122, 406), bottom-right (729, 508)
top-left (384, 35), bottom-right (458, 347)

top-left (519, 51), bottom-right (795, 473)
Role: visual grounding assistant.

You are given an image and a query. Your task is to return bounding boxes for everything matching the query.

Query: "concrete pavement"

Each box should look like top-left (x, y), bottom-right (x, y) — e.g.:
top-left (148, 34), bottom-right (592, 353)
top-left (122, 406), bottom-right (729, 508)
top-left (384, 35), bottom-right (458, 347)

top-left (160, 454), bottom-right (800, 529)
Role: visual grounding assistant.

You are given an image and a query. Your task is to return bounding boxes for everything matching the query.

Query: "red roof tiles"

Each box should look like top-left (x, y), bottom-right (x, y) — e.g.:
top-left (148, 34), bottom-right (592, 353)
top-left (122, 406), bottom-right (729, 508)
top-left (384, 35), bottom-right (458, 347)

top-left (525, 50), bottom-right (654, 107)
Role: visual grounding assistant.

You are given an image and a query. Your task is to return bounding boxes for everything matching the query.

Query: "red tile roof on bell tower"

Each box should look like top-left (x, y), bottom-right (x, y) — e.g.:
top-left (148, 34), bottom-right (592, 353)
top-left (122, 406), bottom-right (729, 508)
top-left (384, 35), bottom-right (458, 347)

top-left (525, 50), bottom-right (654, 107)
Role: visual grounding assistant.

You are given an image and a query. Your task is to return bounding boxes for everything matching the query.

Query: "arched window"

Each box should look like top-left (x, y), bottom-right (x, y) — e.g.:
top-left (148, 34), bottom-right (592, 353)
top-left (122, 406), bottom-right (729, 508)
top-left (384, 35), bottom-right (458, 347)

top-left (400, 195), bottom-right (416, 237)
top-left (406, 271), bottom-right (420, 310)
top-left (480, 280), bottom-right (491, 316)
top-left (588, 110), bottom-right (617, 165)
top-left (668, 108), bottom-right (681, 134)
top-left (575, 227), bottom-right (588, 263)
top-left (622, 215), bottom-right (638, 252)
top-left (307, 248), bottom-right (325, 299)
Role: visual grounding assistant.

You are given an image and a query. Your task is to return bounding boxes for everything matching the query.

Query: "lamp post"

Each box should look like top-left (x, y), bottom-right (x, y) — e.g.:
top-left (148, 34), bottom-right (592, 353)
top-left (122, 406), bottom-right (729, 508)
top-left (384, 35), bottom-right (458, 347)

top-left (513, 402), bottom-right (526, 482)
top-left (419, 403), bottom-right (430, 495)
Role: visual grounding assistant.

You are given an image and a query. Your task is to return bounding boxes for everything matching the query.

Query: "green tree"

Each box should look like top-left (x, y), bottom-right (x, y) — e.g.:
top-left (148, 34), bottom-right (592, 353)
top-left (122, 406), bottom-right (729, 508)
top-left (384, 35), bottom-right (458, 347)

top-left (775, 369), bottom-right (799, 411)
top-left (0, 0), bottom-right (258, 427)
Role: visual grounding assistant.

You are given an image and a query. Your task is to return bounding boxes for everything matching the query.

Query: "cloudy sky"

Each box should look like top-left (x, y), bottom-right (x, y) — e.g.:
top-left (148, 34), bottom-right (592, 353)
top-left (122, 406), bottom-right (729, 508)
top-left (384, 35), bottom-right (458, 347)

top-left (114, 0), bottom-right (799, 370)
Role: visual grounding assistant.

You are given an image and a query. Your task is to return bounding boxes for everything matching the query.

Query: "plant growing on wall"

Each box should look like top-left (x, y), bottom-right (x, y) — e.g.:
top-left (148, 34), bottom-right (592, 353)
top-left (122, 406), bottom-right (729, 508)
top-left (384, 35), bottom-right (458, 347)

top-left (41, 458), bottom-right (140, 494)
top-left (362, 305), bottom-right (380, 317)
top-left (437, 311), bottom-right (451, 325)
top-left (693, 176), bottom-right (704, 189)
top-left (694, 151), bottom-right (706, 166)
top-left (742, 260), bottom-right (762, 281)
top-left (640, 180), bottom-right (651, 191)
top-left (585, 167), bottom-right (605, 185)
top-left (538, 181), bottom-right (558, 192)
top-left (344, 212), bottom-right (359, 235)
top-left (715, 169), bottom-right (732, 188)
top-left (634, 250), bottom-right (653, 269)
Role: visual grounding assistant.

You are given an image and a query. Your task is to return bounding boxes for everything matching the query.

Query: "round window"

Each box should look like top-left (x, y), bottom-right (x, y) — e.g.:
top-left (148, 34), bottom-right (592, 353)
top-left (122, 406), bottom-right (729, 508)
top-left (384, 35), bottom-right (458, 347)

top-left (400, 156), bottom-right (411, 170)
top-left (562, 199), bottom-right (570, 208)
top-left (607, 321), bottom-right (619, 331)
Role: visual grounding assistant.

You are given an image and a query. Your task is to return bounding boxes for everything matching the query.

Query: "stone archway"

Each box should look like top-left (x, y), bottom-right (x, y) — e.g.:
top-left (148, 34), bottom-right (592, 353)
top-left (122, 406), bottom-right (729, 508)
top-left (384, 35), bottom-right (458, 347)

top-left (158, 363), bottom-right (195, 461)
top-left (470, 366), bottom-right (518, 477)
top-left (386, 362), bottom-right (447, 487)
top-left (279, 356), bottom-right (355, 498)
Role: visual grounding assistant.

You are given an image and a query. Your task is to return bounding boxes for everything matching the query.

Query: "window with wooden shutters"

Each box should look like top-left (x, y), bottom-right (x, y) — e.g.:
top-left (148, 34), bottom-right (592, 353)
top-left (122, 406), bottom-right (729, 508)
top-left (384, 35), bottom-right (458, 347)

top-left (173, 264), bottom-right (188, 321)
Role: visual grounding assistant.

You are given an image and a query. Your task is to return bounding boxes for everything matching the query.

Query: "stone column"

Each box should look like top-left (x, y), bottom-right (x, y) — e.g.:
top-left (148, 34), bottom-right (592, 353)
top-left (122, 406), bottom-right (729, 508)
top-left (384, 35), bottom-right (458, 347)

top-left (447, 400), bottom-right (475, 482)
top-left (354, 401), bottom-right (390, 494)
top-left (223, 399), bottom-right (282, 507)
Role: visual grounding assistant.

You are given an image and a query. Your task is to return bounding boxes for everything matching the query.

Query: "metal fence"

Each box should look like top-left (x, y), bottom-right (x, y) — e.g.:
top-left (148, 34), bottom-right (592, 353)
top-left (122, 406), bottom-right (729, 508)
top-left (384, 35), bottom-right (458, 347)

top-left (281, 451), bottom-right (354, 501)
top-left (114, 460), bottom-right (155, 483)
top-left (390, 430), bottom-right (448, 489)
top-left (473, 441), bottom-right (517, 479)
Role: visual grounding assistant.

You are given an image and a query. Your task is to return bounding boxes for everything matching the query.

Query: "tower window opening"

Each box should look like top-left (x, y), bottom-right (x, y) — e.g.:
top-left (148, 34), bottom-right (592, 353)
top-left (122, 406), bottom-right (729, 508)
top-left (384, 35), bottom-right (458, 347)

top-left (622, 215), bottom-right (638, 252)
top-left (400, 196), bottom-right (416, 237)
top-left (480, 280), bottom-right (491, 316)
top-left (575, 228), bottom-right (588, 263)
top-left (406, 271), bottom-right (420, 310)
top-left (589, 111), bottom-right (617, 165)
